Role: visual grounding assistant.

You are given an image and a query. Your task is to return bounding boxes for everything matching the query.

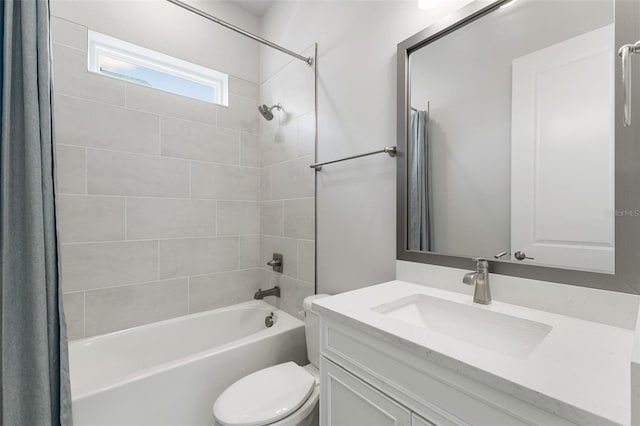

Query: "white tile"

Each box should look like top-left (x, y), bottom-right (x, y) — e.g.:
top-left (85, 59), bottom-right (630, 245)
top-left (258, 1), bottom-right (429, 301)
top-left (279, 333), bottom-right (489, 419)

top-left (58, 195), bottom-right (125, 243)
top-left (61, 240), bottom-right (158, 292)
top-left (217, 95), bottom-right (259, 133)
top-left (191, 163), bottom-right (259, 200)
top-left (160, 117), bottom-right (239, 164)
top-left (159, 237), bottom-right (238, 279)
top-left (298, 112), bottom-right (315, 157)
top-left (261, 201), bottom-right (284, 236)
top-left (63, 291), bottom-right (84, 340)
top-left (298, 240), bottom-right (315, 284)
top-left (189, 269), bottom-right (260, 313)
top-left (240, 133), bottom-right (259, 167)
top-left (55, 145), bottom-right (86, 194)
top-left (126, 198), bottom-right (216, 239)
top-left (229, 77), bottom-right (259, 100)
top-left (87, 150), bottom-right (189, 197)
top-left (261, 235), bottom-right (298, 279)
top-left (53, 43), bottom-right (126, 106)
top-left (239, 235), bottom-right (261, 269)
top-left (126, 83), bottom-right (218, 125)
top-left (84, 279), bottom-right (188, 336)
top-left (259, 270), bottom-right (313, 318)
top-left (55, 95), bottom-right (159, 154)
top-left (272, 156), bottom-right (315, 200)
top-left (284, 198), bottom-right (315, 240)
top-left (217, 201), bottom-right (260, 235)
top-left (260, 120), bottom-right (298, 167)
top-left (280, 279), bottom-right (314, 319)
top-left (50, 17), bottom-right (87, 50)
top-left (260, 167), bottom-right (272, 201)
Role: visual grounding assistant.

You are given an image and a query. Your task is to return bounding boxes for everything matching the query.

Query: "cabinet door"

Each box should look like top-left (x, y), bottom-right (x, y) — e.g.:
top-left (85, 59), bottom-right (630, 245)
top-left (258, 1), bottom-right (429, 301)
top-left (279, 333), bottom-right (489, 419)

top-left (321, 357), bottom-right (411, 426)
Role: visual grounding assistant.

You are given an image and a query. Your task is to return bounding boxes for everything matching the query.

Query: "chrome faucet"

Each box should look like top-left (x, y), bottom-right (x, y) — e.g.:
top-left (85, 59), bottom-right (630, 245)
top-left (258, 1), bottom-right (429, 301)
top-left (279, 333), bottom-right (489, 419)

top-left (463, 258), bottom-right (491, 305)
top-left (254, 286), bottom-right (281, 300)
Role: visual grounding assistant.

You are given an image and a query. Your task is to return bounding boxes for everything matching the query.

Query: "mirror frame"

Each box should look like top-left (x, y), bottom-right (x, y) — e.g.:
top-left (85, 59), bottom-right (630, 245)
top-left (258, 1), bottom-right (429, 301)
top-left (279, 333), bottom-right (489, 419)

top-left (396, 0), bottom-right (640, 294)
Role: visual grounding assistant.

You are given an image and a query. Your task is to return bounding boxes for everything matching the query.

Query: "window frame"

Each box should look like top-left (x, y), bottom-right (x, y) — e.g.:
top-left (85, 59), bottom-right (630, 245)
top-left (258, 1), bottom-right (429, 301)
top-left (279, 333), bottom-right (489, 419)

top-left (87, 30), bottom-right (229, 106)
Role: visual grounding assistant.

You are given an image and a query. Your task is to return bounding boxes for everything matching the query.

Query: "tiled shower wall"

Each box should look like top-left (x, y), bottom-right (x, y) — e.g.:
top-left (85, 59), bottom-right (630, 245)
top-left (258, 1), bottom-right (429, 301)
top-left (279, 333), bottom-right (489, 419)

top-left (52, 17), bottom-right (264, 339)
top-left (259, 47), bottom-right (317, 315)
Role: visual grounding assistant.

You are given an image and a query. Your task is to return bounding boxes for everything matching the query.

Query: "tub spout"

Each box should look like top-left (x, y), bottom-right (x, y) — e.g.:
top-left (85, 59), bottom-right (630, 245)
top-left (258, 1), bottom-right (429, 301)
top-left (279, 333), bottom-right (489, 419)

top-left (254, 286), bottom-right (281, 300)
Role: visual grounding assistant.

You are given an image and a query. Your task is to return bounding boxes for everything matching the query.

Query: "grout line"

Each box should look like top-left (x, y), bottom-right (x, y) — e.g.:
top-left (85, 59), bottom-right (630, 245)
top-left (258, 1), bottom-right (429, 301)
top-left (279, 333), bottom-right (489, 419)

top-left (59, 144), bottom-right (260, 170)
top-left (188, 161), bottom-right (192, 198)
top-left (124, 197), bottom-right (128, 240)
top-left (54, 192), bottom-right (265, 203)
top-left (187, 278), bottom-right (191, 314)
top-left (60, 234), bottom-right (270, 245)
top-left (77, 268), bottom-right (262, 293)
top-left (82, 290), bottom-right (86, 339)
top-left (51, 40), bottom-right (87, 54)
top-left (84, 148), bottom-right (88, 194)
top-left (157, 240), bottom-right (161, 280)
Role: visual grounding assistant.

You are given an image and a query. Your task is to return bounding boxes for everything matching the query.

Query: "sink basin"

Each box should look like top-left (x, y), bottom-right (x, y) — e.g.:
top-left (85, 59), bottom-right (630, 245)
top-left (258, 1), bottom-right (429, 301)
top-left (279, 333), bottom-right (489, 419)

top-left (373, 294), bottom-right (552, 359)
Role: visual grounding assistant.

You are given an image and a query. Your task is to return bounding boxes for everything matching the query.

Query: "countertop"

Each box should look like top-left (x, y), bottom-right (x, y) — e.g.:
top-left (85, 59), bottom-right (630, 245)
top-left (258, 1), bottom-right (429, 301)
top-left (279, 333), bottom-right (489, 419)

top-left (314, 280), bottom-right (636, 426)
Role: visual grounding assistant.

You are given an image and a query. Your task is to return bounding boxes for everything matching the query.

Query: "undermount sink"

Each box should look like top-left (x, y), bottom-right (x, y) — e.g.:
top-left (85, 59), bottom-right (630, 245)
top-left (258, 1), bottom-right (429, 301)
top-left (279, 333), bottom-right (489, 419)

top-left (373, 294), bottom-right (552, 359)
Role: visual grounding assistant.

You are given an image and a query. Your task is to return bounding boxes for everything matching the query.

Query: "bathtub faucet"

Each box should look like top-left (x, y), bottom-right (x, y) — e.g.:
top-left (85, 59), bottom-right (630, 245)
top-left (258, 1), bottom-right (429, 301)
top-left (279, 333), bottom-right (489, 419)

top-left (254, 286), bottom-right (281, 300)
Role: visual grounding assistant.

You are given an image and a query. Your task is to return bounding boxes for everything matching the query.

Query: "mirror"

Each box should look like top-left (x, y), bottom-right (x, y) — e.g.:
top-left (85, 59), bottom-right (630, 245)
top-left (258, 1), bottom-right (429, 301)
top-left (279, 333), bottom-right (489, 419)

top-left (406, 0), bottom-right (615, 274)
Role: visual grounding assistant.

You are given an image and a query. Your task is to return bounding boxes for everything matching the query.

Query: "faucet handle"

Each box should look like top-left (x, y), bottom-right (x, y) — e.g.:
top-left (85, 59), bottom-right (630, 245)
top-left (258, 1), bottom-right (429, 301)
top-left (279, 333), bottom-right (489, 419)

top-left (472, 257), bottom-right (489, 271)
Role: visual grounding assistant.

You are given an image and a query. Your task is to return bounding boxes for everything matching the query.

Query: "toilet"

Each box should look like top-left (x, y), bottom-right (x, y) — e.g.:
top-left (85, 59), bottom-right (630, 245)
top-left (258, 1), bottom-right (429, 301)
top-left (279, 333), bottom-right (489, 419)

top-left (213, 294), bottom-right (330, 426)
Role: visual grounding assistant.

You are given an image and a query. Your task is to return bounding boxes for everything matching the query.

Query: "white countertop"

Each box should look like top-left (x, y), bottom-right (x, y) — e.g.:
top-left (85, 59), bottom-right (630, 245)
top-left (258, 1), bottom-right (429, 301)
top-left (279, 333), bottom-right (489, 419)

top-left (314, 280), bottom-right (636, 426)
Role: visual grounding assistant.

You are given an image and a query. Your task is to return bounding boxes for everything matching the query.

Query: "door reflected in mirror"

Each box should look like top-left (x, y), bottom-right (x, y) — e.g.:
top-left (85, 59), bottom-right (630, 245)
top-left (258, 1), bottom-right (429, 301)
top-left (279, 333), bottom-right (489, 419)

top-left (407, 0), bottom-right (615, 273)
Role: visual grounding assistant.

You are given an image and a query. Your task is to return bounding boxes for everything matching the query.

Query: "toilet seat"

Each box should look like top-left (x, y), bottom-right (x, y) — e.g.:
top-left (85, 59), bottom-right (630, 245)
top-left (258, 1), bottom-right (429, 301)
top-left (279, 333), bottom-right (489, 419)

top-left (213, 362), bottom-right (316, 426)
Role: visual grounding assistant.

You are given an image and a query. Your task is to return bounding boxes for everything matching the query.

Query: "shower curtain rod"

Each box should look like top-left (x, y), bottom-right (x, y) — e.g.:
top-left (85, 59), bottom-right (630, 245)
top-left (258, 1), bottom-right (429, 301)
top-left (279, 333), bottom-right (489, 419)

top-left (165, 0), bottom-right (313, 66)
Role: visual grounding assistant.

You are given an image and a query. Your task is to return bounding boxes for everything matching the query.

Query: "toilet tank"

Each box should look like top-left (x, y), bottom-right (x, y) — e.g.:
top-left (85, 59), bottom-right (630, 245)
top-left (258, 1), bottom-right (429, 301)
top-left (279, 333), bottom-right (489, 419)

top-left (302, 294), bottom-right (330, 368)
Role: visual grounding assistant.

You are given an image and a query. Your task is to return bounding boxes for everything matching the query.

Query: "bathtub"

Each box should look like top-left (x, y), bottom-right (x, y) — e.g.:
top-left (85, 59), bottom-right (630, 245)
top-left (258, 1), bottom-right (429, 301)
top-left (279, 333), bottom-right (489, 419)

top-left (69, 300), bottom-right (307, 426)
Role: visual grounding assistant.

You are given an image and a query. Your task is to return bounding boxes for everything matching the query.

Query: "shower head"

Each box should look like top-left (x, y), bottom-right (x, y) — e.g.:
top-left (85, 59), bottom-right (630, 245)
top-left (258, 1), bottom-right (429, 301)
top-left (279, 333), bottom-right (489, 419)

top-left (258, 103), bottom-right (282, 121)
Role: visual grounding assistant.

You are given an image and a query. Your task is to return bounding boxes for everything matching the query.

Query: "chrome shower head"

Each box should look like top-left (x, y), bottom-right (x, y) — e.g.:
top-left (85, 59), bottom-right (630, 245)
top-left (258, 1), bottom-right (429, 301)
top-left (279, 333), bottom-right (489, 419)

top-left (258, 103), bottom-right (282, 121)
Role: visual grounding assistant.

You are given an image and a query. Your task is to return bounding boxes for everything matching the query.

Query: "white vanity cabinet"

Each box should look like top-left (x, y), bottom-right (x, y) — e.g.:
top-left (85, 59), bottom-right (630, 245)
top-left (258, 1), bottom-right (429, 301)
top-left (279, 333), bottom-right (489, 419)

top-left (320, 358), bottom-right (412, 426)
top-left (318, 315), bottom-right (584, 426)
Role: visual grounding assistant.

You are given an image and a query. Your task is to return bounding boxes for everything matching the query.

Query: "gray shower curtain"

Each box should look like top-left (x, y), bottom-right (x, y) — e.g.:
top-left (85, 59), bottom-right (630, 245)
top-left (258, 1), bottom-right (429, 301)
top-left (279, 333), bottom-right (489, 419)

top-left (0, 1), bottom-right (72, 425)
top-left (408, 109), bottom-right (433, 252)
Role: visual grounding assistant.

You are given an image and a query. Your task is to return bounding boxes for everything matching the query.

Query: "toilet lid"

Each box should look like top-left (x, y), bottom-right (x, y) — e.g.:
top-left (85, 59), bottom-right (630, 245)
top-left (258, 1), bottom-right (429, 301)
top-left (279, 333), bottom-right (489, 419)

top-left (213, 362), bottom-right (315, 426)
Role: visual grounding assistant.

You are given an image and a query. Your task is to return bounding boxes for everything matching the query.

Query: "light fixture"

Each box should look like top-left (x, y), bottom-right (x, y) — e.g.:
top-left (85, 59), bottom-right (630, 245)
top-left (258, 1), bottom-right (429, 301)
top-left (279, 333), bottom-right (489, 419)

top-left (418, 0), bottom-right (440, 10)
top-left (499, 0), bottom-right (518, 9)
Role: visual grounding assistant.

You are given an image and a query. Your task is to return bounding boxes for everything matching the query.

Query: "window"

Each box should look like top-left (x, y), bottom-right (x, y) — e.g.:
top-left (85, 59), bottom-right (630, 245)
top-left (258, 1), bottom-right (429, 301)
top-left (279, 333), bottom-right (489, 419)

top-left (88, 31), bottom-right (228, 106)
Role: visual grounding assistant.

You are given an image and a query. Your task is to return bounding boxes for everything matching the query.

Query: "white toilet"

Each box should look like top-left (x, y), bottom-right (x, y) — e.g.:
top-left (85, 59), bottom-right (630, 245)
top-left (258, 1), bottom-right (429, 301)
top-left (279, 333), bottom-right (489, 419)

top-left (213, 294), bottom-right (329, 426)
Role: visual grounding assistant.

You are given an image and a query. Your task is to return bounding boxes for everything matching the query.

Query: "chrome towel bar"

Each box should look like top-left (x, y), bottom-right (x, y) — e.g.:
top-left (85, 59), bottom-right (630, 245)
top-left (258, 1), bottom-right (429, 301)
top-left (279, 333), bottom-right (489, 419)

top-left (310, 146), bottom-right (397, 171)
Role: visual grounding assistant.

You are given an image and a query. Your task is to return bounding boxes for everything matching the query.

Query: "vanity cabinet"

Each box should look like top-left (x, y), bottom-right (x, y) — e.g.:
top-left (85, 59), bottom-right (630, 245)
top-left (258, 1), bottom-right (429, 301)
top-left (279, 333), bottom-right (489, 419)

top-left (319, 315), bottom-right (581, 426)
top-left (321, 358), bottom-right (412, 426)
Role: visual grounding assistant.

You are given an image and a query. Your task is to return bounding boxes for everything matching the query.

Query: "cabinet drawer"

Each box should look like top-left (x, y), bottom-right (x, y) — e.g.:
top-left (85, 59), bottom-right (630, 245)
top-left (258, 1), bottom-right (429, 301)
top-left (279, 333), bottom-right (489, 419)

top-left (321, 357), bottom-right (411, 426)
top-left (320, 317), bottom-right (579, 426)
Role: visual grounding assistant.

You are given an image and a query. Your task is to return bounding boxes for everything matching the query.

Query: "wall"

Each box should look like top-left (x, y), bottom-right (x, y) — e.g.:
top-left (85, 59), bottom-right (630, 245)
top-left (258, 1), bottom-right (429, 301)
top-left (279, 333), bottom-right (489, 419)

top-left (258, 45), bottom-right (316, 315)
top-left (52, 0), bottom-right (264, 339)
top-left (259, 0), bottom-right (473, 294)
top-left (409, 0), bottom-right (612, 259)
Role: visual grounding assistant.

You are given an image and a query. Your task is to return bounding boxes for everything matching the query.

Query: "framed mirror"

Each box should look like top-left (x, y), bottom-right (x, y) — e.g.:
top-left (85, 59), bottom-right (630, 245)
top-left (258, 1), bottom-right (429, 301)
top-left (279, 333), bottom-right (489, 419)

top-left (397, 0), bottom-right (640, 293)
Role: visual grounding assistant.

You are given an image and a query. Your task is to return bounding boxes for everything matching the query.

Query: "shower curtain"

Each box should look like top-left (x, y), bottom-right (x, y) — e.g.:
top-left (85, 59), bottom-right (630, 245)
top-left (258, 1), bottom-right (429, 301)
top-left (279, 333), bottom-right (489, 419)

top-left (0, 1), bottom-right (72, 425)
top-left (408, 109), bottom-right (433, 252)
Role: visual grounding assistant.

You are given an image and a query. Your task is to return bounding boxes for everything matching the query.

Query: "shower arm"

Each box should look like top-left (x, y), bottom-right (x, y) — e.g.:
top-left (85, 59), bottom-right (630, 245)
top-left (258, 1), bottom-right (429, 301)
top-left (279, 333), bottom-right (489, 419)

top-left (165, 0), bottom-right (313, 66)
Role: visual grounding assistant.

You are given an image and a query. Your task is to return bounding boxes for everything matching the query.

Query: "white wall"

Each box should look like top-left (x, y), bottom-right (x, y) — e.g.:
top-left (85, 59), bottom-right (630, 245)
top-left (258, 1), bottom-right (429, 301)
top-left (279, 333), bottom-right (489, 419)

top-left (259, 0), bottom-right (473, 294)
top-left (51, 0), bottom-right (260, 83)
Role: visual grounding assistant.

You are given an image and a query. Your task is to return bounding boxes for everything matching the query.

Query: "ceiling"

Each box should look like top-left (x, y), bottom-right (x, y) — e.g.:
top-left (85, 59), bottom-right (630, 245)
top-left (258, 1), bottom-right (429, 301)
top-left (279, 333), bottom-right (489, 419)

top-left (230, 0), bottom-right (274, 17)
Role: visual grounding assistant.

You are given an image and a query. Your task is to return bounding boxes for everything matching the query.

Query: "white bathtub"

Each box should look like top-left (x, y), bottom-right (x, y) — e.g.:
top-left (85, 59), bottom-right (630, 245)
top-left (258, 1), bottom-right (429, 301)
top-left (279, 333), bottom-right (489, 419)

top-left (70, 300), bottom-right (307, 426)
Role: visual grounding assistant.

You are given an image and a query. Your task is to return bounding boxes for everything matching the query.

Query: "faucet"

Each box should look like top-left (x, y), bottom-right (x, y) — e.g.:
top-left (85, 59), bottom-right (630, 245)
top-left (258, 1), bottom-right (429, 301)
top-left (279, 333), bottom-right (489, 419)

top-left (254, 286), bottom-right (281, 300)
top-left (463, 258), bottom-right (491, 305)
